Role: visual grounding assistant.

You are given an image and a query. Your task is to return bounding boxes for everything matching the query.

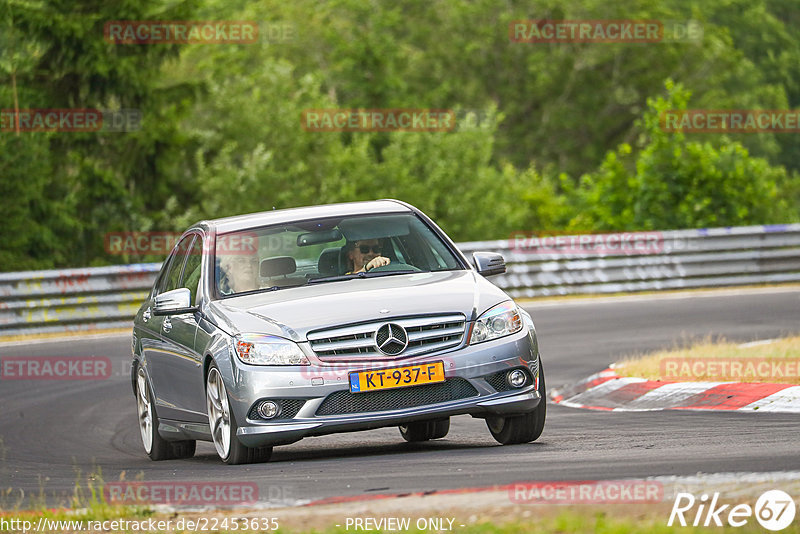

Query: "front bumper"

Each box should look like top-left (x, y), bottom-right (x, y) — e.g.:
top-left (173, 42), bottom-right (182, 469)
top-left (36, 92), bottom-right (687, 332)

top-left (230, 328), bottom-right (541, 447)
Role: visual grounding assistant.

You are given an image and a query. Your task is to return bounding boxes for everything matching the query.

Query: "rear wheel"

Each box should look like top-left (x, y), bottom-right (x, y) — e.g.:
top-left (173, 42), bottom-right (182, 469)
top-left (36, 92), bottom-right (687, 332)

top-left (136, 366), bottom-right (195, 460)
top-left (399, 418), bottom-right (450, 442)
top-left (206, 363), bottom-right (272, 465)
top-left (486, 360), bottom-right (546, 445)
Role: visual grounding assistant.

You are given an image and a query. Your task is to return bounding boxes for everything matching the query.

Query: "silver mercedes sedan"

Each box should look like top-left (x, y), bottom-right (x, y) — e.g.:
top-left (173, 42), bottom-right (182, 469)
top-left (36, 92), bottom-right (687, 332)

top-left (131, 200), bottom-right (545, 464)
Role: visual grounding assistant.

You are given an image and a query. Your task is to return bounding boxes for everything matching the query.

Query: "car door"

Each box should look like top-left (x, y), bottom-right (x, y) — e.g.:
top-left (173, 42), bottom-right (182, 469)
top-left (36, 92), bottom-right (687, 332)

top-left (146, 234), bottom-right (198, 421)
top-left (158, 234), bottom-right (208, 420)
top-left (137, 245), bottom-right (181, 401)
top-left (136, 271), bottom-right (166, 378)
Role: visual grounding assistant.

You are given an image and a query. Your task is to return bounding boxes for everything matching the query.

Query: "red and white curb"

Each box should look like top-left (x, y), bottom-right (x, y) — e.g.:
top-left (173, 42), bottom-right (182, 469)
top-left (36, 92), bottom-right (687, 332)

top-left (549, 368), bottom-right (800, 413)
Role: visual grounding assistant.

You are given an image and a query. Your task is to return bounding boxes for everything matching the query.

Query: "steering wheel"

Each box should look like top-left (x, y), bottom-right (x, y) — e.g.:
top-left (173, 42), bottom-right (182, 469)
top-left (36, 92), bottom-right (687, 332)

top-left (369, 262), bottom-right (421, 273)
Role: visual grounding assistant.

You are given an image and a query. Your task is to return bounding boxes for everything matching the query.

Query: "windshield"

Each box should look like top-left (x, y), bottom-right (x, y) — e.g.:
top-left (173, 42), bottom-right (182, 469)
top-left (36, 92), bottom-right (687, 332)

top-left (214, 213), bottom-right (464, 297)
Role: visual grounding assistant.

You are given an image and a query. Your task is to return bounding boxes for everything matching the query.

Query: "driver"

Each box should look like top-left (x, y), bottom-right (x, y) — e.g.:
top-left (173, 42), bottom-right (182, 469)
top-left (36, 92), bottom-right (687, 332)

top-left (346, 239), bottom-right (390, 273)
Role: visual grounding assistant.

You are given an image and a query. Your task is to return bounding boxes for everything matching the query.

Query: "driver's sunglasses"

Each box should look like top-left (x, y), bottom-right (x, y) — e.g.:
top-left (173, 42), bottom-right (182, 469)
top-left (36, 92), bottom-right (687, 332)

top-left (358, 245), bottom-right (382, 254)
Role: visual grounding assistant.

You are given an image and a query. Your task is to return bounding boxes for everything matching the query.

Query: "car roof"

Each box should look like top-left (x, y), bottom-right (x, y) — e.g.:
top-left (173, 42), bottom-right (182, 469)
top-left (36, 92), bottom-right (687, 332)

top-left (192, 199), bottom-right (413, 234)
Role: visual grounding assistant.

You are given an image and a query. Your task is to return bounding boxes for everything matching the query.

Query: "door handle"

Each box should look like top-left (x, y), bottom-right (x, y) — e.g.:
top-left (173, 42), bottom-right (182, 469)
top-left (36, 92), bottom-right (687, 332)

top-left (162, 316), bottom-right (172, 333)
top-left (143, 307), bottom-right (151, 323)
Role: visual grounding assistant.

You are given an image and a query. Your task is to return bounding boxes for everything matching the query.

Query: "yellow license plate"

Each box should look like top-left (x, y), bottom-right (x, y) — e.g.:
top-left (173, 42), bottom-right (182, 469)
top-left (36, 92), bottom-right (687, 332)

top-left (349, 361), bottom-right (445, 393)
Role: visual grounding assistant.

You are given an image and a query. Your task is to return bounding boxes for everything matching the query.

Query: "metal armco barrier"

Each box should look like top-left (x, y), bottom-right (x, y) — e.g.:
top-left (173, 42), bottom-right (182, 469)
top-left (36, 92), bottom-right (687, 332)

top-left (1, 224), bottom-right (799, 337)
top-left (0, 264), bottom-right (160, 336)
top-left (459, 224), bottom-right (800, 299)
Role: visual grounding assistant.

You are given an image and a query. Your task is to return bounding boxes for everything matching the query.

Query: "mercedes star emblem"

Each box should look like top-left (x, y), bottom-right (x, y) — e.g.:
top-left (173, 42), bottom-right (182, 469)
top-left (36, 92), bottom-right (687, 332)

top-left (375, 323), bottom-right (409, 355)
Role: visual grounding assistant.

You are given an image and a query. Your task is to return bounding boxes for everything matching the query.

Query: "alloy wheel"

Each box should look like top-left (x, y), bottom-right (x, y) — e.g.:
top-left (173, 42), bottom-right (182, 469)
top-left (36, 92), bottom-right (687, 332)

top-left (136, 368), bottom-right (153, 453)
top-left (206, 367), bottom-right (231, 459)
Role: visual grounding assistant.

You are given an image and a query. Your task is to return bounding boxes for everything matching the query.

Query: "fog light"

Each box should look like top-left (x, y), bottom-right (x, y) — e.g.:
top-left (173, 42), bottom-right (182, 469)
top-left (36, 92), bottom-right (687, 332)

top-left (507, 369), bottom-right (527, 388)
top-left (257, 400), bottom-right (280, 419)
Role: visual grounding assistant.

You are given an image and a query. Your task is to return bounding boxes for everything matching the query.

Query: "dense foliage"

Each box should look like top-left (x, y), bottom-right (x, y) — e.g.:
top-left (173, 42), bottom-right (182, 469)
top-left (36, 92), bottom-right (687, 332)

top-left (2, 0), bottom-right (799, 270)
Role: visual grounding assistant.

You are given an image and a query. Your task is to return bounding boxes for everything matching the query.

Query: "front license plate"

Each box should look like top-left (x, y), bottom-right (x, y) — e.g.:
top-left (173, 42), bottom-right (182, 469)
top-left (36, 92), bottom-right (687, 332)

top-left (349, 361), bottom-right (445, 393)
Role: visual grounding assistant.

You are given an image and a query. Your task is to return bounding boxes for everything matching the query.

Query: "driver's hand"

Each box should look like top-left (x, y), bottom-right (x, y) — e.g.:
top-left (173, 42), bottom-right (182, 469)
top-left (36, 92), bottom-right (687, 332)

top-left (365, 256), bottom-right (390, 271)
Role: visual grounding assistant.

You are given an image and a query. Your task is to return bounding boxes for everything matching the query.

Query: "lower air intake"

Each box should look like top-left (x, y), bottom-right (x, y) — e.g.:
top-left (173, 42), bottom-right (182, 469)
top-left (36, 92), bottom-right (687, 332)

top-left (484, 360), bottom-right (539, 392)
top-left (316, 378), bottom-right (479, 416)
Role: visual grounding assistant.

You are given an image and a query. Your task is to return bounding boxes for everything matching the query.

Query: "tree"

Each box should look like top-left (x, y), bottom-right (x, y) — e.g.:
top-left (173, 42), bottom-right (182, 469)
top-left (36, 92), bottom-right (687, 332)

top-left (1, 0), bottom-right (200, 267)
top-left (570, 80), bottom-right (799, 231)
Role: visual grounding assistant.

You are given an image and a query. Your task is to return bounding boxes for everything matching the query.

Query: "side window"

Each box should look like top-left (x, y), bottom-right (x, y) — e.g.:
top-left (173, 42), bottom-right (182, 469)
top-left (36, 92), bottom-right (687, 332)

top-left (158, 236), bottom-right (194, 295)
top-left (181, 236), bottom-right (204, 304)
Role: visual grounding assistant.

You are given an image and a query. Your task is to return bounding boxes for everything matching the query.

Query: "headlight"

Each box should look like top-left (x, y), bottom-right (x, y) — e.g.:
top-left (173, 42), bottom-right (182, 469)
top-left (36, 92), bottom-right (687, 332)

top-left (469, 301), bottom-right (523, 344)
top-left (233, 334), bottom-right (309, 365)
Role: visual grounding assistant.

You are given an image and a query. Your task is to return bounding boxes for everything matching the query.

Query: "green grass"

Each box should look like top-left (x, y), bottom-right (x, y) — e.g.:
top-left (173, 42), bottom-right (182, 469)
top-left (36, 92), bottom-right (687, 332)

top-left (0, 467), bottom-right (149, 525)
top-left (615, 335), bottom-right (800, 384)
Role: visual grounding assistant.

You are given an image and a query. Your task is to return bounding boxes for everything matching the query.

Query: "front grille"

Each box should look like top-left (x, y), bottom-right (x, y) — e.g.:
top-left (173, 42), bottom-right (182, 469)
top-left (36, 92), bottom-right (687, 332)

top-left (248, 399), bottom-right (306, 420)
top-left (315, 378), bottom-right (479, 416)
top-left (307, 314), bottom-right (466, 362)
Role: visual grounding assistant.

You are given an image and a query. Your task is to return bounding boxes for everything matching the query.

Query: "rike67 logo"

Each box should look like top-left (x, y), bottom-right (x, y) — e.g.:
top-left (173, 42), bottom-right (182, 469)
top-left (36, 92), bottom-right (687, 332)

top-left (669, 490), bottom-right (796, 531)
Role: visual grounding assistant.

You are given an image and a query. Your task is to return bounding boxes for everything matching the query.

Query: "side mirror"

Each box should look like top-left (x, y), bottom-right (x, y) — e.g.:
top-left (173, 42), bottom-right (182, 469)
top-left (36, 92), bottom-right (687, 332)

top-left (473, 252), bottom-right (506, 276)
top-left (153, 288), bottom-right (198, 316)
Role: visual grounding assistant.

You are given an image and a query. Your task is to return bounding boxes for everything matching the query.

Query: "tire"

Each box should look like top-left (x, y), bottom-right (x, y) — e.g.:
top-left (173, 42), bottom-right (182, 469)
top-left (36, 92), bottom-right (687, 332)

top-left (206, 363), bottom-right (272, 465)
top-left (136, 366), bottom-right (196, 461)
top-left (399, 418), bottom-right (450, 442)
top-left (486, 360), bottom-right (546, 445)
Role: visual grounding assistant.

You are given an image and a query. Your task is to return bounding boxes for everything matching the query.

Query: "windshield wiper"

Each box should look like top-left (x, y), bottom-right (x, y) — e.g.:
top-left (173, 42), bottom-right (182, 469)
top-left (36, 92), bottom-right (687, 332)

top-left (221, 285), bottom-right (290, 298)
top-left (307, 270), bottom-right (425, 285)
top-left (364, 270), bottom-right (425, 278)
top-left (307, 272), bottom-right (367, 284)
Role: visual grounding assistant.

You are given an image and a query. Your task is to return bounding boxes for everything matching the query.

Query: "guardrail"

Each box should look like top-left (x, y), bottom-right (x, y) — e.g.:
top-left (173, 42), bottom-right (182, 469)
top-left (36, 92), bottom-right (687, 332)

top-left (0, 264), bottom-right (160, 336)
top-left (459, 224), bottom-right (800, 298)
top-left (1, 224), bottom-right (799, 337)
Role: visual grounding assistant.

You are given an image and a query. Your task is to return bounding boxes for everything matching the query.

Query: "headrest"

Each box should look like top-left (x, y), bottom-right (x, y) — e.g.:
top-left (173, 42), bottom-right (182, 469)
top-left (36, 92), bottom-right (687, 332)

top-left (318, 247), bottom-right (343, 275)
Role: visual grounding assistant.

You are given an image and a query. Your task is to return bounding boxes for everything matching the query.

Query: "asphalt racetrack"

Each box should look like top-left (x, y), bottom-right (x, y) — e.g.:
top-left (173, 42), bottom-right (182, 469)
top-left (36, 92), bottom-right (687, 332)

top-left (1, 288), bottom-right (799, 506)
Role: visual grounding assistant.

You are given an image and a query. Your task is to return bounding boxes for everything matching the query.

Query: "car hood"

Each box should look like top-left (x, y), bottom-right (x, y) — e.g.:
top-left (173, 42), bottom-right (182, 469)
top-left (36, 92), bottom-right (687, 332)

top-left (206, 270), bottom-right (510, 341)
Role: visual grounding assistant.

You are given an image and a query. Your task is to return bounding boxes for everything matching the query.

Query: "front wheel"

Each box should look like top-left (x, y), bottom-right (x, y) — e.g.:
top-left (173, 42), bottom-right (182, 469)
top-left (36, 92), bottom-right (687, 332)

top-left (486, 360), bottom-right (546, 445)
top-left (206, 363), bottom-right (272, 465)
top-left (399, 418), bottom-right (450, 442)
